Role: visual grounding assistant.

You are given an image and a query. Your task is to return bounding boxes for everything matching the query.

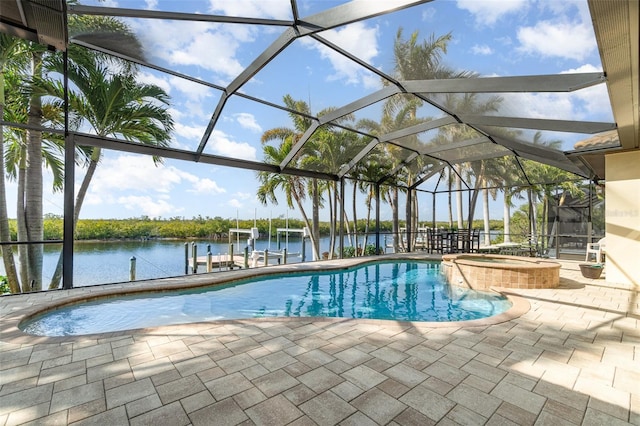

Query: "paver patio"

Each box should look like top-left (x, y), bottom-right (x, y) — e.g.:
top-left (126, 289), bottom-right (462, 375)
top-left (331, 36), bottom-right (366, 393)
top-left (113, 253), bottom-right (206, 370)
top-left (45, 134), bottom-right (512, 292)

top-left (1, 257), bottom-right (638, 425)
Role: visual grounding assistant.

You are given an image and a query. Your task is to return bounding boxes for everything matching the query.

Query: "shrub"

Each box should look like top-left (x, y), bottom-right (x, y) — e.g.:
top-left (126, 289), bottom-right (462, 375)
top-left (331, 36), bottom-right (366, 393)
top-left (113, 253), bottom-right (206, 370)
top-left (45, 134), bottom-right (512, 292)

top-left (0, 276), bottom-right (10, 295)
top-left (342, 246), bottom-right (356, 258)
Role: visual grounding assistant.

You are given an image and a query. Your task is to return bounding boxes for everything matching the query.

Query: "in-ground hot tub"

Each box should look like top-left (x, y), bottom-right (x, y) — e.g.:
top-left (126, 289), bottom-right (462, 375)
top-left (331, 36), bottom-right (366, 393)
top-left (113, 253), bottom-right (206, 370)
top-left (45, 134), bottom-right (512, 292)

top-left (442, 253), bottom-right (560, 290)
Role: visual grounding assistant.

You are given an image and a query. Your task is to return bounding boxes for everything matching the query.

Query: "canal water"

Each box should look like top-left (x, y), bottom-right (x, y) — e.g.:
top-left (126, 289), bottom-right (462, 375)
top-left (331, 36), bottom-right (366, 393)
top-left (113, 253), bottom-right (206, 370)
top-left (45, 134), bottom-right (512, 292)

top-left (2, 235), bottom-right (383, 288)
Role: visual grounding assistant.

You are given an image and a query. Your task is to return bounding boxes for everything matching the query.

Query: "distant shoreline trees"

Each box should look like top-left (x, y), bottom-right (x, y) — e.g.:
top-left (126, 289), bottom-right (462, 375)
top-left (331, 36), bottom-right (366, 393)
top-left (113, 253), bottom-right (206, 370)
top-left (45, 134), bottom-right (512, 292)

top-left (4, 216), bottom-right (504, 242)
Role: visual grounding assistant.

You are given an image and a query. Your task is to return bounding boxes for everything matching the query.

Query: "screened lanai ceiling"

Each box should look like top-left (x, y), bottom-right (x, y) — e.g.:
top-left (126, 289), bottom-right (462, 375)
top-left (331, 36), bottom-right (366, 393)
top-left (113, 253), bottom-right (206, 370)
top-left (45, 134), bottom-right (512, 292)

top-left (2, 0), bottom-right (639, 193)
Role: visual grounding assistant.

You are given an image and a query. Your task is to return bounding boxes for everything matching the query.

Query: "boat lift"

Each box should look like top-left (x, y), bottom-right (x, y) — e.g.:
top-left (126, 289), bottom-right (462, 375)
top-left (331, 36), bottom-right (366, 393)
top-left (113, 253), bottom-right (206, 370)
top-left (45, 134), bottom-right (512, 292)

top-left (184, 224), bottom-right (311, 273)
top-left (250, 226), bottom-right (310, 267)
top-left (275, 227), bottom-right (309, 260)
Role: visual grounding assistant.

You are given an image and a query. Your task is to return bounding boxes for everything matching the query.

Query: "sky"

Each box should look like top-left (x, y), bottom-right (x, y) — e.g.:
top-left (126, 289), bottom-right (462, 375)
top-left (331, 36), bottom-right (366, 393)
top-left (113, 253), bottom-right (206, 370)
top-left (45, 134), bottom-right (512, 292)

top-left (5, 0), bottom-right (612, 222)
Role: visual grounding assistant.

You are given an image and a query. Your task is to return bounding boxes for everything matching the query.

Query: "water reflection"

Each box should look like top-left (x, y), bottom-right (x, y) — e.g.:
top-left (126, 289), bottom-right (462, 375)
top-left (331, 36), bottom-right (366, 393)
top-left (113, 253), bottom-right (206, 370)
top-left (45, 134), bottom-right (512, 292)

top-left (21, 260), bottom-right (512, 336)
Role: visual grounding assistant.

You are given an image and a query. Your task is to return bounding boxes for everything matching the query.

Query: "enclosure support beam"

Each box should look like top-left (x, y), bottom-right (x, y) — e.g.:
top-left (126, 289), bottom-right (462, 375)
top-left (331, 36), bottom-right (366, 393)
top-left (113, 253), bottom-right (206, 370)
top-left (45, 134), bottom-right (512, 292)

top-left (406, 188), bottom-right (412, 253)
top-left (339, 178), bottom-right (345, 259)
top-left (375, 183), bottom-right (381, 254)
top-left (62, 135), bottom-right (74, 290)
top-left (62, 50), bottom-right (74, 290)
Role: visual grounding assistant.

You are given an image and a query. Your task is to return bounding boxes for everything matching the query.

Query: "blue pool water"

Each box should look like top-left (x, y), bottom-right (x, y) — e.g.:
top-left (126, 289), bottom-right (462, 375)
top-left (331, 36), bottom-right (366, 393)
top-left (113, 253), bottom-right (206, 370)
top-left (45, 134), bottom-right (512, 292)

top-left (20, 261), bottom-right (512, 336)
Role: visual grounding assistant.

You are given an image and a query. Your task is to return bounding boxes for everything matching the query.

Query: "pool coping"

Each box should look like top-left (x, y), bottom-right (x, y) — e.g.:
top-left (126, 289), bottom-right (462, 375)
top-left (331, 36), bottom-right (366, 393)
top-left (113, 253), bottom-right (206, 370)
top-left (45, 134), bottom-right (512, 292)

top-left (0, 254), bottom-right (530, 344)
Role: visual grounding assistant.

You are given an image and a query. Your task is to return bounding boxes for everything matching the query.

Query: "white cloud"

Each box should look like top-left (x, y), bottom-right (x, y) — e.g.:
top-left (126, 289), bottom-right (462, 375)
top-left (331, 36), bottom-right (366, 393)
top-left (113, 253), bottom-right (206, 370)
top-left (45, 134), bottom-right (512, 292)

top-left (137, 71), bottom-right (172, 94)
top-left (167, 107), bottom-right (186, 124)
top-left (561, 64), bottom-right (602, 74)
top-left (561, 64), bottom-right (611, 120)
top-left (170, 31), bottom-right (245, 77)
top-left (168, 76), bottom-right (212, 103)
top-left (302, 22), bottom-right (380, 88)
top-left (228, 199), bottom-right (243, 208)
top-left (495, 36), bottom-right (513, 46)
top-left (234, 113), bottom-right (262, 133)
top-left (207, 130), bottom-right (258, 161)
top-left (85, 155), bottom-right (227, 204)
top-left (361, 73), bottom-right (383, 91)
top-left (483, 62), bottom-right (611, 123)
top-left (208, 0), bottom-right (291, 20)
top-left (234, 192), bottom-right (252, 200)
top-left (187, 178), bottom-right (226, 195)
top-left (471, 44), bottom-right (493, 55)
top-left (88, 156), bottom-right (181, 194)
top-left (421, 7), bottom-right (436, 22)
top-left (117, 195), bottom-right (182, 217)
top-left (135, 20), bottom-right (249, 82)
top-left (503, 92), bottom-right (575, 120)
top-left (517, 20), bottom-right (596, 61)
top-left (174, 122), bottom-right (205, 144)
top-left (456, 0), bottom-right (528, 26)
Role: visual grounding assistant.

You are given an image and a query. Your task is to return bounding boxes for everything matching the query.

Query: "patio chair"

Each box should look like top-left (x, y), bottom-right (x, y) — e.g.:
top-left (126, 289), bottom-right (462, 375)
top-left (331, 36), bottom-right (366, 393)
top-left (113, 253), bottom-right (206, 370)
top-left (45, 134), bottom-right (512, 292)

top-left (585, 237), bottom-right (606, 262)
top-left (470, 229), bottom-right (480, 253)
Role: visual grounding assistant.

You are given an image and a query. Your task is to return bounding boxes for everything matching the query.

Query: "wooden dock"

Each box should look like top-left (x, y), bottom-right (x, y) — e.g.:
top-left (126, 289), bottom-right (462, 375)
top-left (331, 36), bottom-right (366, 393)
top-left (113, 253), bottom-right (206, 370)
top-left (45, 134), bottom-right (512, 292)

top-left (187, 251), bottom-right (289, 271)
top-left (188, 254), bottom-right (247, 271)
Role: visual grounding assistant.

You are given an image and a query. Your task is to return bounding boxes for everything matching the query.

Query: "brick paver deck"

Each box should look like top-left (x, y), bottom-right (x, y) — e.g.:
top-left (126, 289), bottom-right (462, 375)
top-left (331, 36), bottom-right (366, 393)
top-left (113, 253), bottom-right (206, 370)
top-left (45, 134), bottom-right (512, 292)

top-left (1, 256), bottom-right (638, 425)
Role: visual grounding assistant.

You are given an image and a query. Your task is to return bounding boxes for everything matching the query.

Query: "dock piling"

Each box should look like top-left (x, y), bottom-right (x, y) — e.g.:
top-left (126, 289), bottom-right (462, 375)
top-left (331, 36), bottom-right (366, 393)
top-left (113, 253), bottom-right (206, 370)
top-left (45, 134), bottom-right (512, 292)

top-left (130, 256), bottom-right (136, 281)
top-left (192, 242), bottom-right (197, 274)
top-left (184, 243), bottom-right (189, 274)
top-left (207, 251), bottom-right (212, 272)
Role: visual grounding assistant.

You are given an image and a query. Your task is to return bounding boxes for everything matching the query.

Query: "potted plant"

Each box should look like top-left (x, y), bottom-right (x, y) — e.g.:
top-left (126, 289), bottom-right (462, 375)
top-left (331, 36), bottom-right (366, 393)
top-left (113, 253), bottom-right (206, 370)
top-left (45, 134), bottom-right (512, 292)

top-left (579, 263), bottom-right (604, 279)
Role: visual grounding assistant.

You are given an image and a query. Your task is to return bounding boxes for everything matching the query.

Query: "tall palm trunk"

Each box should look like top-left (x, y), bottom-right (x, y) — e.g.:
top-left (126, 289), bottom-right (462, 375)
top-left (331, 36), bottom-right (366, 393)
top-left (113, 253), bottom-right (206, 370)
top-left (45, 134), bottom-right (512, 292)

top-left (16, 154), bottom-right (28, 286)
top-left (342, 202), bottom-right (351, 248)
top-left (352, 182), bottom-right (358, 255)
top-left (0, 102), bottom-right (20, 293)
top-left (293, 193), bottom-right (318, 262)
top-left (455, 166), bottom-right (463, 229)
top-left (448, 168), bottom-right (453, 228)
top-left (413, 191), bottom-right (419, 234)
top-left (405, 188), bottom-right (412, 250)
top-left (311, 178), bottom-right (320, 261)
top-left (528, 188), bottom-right (537, 240)
top-left (503, 191), bottom-right (511, 243)
top-left (24, 52), bottom-right (44, 292)
top-left (391, 187), bottom-right (400, 252)
top-left (541, 195), bottom-right (549, 253)
top-left (327, 183), bottom-right (335, 259)
top-left (467, 163), bottom-right (486, 227)
top-left (334, 187), bottom-right (351, 250)
top-left (482, 183), bottom-right (490, 246)
top-left (362, 188), bottom-right (373, 250)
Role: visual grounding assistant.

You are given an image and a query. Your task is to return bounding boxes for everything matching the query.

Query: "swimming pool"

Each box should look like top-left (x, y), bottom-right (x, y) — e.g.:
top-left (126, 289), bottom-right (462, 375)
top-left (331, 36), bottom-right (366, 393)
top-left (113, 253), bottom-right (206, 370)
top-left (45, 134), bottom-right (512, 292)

top-left (20, 260), bottom-right (512, 336)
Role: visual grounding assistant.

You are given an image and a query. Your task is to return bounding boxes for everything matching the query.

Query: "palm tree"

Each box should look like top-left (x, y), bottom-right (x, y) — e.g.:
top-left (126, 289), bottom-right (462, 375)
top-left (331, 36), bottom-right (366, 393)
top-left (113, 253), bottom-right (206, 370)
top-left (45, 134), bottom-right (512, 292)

top-left (45, 57), bottom-right (174, 289)
top-left (303, 119), bottom-right (365, 258)
top-left (2, 11), bottom-right (145, 292)
top-left (521, 133), bottom-right (563, 244)
top-left (0, 34), bottom-right (29, 293)
top-left (391, 29), bottom-right (461, 82)
top-left (258, 95), bottom-right (324, 260)
top-left (520, 134), bottom-right (583, 250)
top-left (1, 34), bottom-right (66, 292)
top-left (257, 139), bottom-right (319, 260)
top-left (3, 68), bottom-right (66, 291)
top-left (352, 152), bottom-right (392, 251)
top-left (435, 92), bottom-right (503, 230)
top-left (386, 29), bottom-right (475, 245)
